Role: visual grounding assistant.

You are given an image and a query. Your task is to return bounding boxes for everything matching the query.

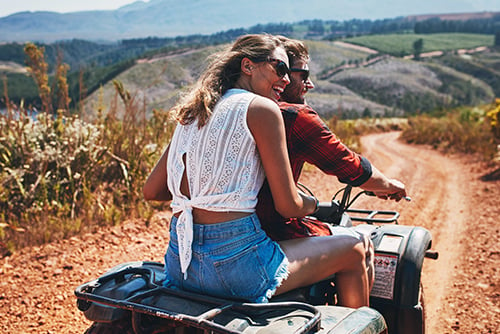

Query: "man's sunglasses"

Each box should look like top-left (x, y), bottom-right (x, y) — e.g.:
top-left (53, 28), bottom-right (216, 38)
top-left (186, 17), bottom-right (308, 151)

top-left (290, 68), bottom-right (310, 82)
top-left (253, 57), bottom-right (291, 78)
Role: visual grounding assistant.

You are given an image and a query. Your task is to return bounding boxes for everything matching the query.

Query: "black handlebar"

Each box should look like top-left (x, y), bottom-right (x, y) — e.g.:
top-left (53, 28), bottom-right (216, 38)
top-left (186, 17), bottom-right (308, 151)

top-left (307, 185), bottom-right (401, 225)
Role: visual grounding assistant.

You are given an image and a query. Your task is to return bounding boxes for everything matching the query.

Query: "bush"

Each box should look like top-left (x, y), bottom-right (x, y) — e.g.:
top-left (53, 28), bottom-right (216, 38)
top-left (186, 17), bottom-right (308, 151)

top-left (0, 110), bottom-right (104, 248)
top-left (401, 105), bottom-right (498, 160)
top-left (0, 88), bottom-right (176, 252)
top-left (0, 41), bottom-right (177, 254)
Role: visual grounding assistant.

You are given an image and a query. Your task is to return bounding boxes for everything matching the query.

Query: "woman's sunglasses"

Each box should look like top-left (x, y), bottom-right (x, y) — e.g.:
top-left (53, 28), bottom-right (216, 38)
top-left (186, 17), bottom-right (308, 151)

top-left (290, 68), bottom-right (310, 82)
top-left (267, 58), bottom-right (291, 78)
top-left (253, 57), bottom-right (291, 78)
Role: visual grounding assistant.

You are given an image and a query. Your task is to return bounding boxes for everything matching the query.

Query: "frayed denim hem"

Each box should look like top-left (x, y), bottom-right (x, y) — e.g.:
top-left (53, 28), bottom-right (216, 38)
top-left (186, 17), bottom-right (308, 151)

top-left (163, 259), bottom-right (289, 304)
top-left (256, 257), bottom-right (290, 303)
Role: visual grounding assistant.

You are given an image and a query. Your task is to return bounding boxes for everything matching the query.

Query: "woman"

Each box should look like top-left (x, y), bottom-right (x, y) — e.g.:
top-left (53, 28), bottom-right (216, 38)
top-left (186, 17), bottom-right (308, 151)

top-left (143, 34), bottom-right (375, 307)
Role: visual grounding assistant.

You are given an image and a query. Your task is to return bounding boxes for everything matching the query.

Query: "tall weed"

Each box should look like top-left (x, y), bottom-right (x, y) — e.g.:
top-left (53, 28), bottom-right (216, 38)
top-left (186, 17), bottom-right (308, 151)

top-left (0, 42), bottom-right (177, 253)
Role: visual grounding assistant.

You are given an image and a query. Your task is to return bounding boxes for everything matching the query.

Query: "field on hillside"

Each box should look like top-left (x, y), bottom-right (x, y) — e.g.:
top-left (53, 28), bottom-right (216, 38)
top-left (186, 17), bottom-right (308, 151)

top-left (344, 33), bottom-right (494, 55)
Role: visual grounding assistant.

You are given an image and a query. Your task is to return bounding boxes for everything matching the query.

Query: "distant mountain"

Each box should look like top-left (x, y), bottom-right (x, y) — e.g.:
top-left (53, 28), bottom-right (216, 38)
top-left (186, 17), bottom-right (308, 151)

top-left (0, 0), bottom-right (499, 42)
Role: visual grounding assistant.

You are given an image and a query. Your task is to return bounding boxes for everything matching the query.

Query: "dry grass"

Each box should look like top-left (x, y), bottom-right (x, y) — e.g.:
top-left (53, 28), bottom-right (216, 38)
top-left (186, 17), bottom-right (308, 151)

top-left (0, 82), bottom-right (176, 254)
top-left (401, 104), bottom-right (499, 161)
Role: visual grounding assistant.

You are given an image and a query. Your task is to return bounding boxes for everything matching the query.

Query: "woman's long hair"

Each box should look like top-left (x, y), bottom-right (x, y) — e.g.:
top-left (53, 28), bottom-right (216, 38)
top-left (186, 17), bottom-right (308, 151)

top-left (171, 34), bottom-right (284, 128)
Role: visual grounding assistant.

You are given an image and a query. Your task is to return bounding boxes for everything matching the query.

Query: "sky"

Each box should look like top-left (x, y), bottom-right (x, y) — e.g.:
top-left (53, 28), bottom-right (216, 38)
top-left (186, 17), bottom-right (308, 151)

top-left (1, 0), bottom-right (500, 19)
top-left (0, 0), bottom-right (145, 18)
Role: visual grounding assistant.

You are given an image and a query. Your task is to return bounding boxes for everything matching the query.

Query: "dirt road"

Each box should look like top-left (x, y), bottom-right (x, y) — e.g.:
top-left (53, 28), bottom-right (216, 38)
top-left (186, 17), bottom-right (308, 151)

top-left (306, 132), bottom-right (499, 333)
top-left (0, 131), bottom-right (498, 333)
top-left (361, 132), bottom-right (470, 332)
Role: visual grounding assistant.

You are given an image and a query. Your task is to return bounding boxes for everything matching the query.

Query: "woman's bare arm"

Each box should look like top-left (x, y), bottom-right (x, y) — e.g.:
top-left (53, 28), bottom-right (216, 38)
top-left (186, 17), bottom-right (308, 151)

top-left (143, 145), bottom-right (173, 202)
top-left (247, 96), bottom-right (316, 218)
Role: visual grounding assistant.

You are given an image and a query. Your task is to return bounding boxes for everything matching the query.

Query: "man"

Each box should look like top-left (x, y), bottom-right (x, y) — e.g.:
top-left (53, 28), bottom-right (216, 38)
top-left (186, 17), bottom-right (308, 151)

top-left (256, 38), bottom-right (407, 294)
top-left (256, 37), bottom-right (406, 241)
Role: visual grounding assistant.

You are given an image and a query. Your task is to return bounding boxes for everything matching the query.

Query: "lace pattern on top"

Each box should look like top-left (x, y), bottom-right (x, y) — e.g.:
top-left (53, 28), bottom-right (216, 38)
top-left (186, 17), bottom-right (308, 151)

top-left (167, 89), bottom-right (266, 278)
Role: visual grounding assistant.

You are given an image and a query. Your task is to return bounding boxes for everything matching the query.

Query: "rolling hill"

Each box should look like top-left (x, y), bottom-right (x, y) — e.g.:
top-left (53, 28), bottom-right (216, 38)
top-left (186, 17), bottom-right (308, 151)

top-left (81, 37), bottom-right (498, 120)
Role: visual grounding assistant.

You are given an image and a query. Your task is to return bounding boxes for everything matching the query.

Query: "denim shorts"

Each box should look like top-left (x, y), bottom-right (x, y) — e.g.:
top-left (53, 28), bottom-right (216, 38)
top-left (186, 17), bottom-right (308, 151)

top-left (163, 213), bottom-right (289, 303)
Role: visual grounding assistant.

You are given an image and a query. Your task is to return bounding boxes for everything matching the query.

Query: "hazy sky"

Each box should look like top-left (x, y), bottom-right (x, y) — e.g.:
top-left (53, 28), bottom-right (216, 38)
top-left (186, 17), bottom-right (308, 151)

top-left (0, 0), bottom-right (146, 18)
top-left (1, 0), bottom-right (500, 20)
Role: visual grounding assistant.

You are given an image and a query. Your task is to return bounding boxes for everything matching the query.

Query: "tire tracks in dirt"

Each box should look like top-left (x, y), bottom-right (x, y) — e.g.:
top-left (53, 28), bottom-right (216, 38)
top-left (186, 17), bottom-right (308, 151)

top-left (359, 132), bottom-right (470, 332)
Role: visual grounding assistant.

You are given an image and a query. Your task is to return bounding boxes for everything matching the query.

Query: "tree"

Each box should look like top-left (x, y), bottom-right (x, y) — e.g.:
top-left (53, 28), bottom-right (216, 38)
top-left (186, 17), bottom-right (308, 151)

top-left (308, 20), bottom-right (325, 35)
top-left (362, 107), bottom-right (372, 118)
top-left (413, 38), bottom-right (424, 61)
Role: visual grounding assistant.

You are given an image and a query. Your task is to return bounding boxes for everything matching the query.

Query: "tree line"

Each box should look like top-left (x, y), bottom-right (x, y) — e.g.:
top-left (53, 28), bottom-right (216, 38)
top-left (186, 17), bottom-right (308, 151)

top-left (414, 15), bottom-right (500, 35)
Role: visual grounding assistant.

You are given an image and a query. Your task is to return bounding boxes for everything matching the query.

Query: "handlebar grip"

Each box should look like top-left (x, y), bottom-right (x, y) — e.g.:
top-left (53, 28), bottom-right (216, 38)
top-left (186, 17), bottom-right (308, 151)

top-left (425, 250), bottom-right (439, 259)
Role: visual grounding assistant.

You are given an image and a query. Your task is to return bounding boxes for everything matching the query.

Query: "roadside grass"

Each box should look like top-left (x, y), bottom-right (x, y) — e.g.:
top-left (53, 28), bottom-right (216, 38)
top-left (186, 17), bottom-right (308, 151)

top-left (401, 102), bottom-right (500, 162)
top-left (0, 82), bottom-right (176, 254)
top-left (2, 97), bottom-right (498, 254)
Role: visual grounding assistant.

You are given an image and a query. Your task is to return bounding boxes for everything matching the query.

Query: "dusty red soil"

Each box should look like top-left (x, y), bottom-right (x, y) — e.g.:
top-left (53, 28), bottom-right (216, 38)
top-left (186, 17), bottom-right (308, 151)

top-left (0, 131), bottom-right (498, 333)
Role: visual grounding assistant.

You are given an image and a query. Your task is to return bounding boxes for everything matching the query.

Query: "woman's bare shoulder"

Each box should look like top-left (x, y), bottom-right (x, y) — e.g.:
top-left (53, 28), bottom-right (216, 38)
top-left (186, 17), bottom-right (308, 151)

top-left (247, 96), bottom-right (281, 120)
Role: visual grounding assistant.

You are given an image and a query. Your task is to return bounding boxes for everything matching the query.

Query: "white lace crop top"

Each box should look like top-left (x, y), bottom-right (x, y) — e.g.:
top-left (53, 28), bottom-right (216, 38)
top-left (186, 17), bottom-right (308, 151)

top-left (166, 88), bottom-right (266, 278)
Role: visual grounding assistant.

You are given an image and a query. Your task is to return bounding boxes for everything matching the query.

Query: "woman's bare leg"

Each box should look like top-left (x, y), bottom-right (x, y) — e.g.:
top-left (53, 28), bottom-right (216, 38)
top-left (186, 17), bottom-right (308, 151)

top-left (275, 235), bottom-right (370, 308)
top-left (364, 234), bottom-right (375, 291)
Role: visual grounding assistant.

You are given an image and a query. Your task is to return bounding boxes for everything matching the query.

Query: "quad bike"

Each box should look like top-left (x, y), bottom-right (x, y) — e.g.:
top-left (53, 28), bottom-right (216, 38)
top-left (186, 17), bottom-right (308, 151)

top-left (75, 185), bottom-right (438, 334)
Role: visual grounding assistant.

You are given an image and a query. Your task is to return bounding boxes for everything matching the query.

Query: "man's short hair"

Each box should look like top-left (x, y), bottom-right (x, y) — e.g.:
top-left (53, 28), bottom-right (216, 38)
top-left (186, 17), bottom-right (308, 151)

top-left (276, 36), bottom-right (309, 67)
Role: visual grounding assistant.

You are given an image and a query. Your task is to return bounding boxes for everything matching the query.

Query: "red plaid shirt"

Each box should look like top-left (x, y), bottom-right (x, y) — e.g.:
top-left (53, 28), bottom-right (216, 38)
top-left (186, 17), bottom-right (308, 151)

top-left (256, 102), bottom-right (372, 241)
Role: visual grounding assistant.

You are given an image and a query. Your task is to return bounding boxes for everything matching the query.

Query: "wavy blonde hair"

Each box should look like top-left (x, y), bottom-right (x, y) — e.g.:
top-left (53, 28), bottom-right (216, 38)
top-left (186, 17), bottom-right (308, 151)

top-left (171, 34), bottom-right (284, 128)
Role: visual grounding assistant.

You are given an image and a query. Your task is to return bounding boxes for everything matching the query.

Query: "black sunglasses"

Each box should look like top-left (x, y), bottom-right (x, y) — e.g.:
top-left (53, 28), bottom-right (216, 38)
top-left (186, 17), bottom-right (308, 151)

top-left (290, 68), bottom-right (310, 82)
top-left (253, 57), bottom-right (291, 78)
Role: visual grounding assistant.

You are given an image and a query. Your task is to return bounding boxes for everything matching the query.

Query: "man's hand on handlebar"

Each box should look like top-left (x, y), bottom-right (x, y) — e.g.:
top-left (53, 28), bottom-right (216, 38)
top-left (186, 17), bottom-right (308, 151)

top-left (371, 179), bottom-right (408, 202)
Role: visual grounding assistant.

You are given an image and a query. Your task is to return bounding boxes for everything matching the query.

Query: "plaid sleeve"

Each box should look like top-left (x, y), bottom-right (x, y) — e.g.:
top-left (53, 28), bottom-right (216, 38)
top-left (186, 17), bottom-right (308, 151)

top-left (290, 104), bottom-right (372, 186)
